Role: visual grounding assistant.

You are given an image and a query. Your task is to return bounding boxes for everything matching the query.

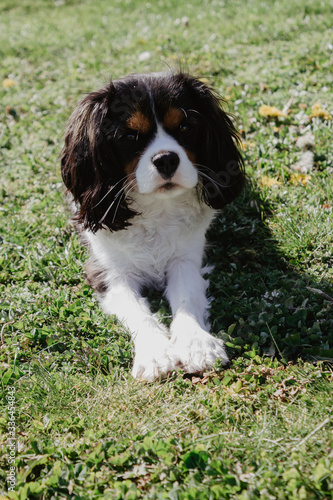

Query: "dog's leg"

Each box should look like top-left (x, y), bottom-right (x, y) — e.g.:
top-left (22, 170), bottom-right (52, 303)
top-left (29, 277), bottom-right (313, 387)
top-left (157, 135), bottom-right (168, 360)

top-left (100, 281), bottom-right (180, 381)
top-left (167, 261), bottom-right (229, 374)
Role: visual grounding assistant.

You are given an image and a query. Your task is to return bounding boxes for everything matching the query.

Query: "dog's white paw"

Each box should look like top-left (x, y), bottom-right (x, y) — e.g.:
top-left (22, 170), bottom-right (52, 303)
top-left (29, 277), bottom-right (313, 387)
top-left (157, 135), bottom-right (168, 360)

top-left (132, 335), bottom-right (181, 382)
top-left (171, 324), bottom-right (229, 374)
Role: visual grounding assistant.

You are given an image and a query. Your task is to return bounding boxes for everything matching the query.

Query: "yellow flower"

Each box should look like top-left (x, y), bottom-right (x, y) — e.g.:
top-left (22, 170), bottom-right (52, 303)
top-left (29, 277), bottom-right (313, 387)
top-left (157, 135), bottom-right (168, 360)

top-left (259, 105), bottom-right (286, 118)
top-left (309, 102), bottom-right (332, 121)
top-left (289, 173), bottom-right (311, 186)
top-left (2, 78), bottom-right (16, 88)
top-left (260, 175), bottom-right (282, 188)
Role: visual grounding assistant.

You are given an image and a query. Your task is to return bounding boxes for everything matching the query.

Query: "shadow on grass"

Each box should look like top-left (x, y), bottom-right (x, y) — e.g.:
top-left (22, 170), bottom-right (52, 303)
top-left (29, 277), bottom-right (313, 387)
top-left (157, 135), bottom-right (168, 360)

top-left (206, 179), bottom-right (333, 365)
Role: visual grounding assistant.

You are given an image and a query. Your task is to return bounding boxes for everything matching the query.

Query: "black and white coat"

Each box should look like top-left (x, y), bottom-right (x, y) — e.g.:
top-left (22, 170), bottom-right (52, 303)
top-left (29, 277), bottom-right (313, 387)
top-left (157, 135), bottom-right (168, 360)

top-left (61, 72), bottom-right (244, 381)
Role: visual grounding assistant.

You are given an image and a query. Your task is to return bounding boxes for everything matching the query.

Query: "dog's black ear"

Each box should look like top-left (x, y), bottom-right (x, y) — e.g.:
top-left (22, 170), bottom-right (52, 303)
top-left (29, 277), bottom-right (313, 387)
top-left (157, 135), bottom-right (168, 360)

top-left (61, 84), bottom-right (136, 232)
top-left (181, 75), bottom-right (245, 209)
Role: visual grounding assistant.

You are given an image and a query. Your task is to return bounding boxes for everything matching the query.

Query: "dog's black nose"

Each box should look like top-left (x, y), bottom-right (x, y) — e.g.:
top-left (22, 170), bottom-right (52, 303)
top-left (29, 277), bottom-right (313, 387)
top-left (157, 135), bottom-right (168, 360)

top-left (152, 151), bottom-right (180, 179)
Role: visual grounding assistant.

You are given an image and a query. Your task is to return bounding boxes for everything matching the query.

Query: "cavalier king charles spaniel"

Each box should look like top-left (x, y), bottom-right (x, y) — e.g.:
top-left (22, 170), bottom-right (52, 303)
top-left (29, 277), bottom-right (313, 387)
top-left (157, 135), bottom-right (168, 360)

top-left (61, 71), bottom-right (244, 381)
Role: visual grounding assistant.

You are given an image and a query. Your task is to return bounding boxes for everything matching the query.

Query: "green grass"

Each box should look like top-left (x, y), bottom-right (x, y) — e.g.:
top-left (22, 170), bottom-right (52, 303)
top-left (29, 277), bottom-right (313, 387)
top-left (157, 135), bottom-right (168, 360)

top-left (1, 0), bottom-right (333, 498)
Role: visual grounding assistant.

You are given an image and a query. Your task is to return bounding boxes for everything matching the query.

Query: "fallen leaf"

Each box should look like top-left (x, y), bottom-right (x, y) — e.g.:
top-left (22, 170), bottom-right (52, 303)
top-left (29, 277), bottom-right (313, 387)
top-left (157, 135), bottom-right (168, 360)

top-left (289, 173), bottom-right (311, 185)
top-left (298, 103), bottom-right (308, 110)
top-left (260, 175), bottom-right (282, 188)
top-left (259, 105), bottom-right (286, 118)
top-left (3, 78), bottom-right (16, 88)
top-left (309, 102), bottom-right (332, 121)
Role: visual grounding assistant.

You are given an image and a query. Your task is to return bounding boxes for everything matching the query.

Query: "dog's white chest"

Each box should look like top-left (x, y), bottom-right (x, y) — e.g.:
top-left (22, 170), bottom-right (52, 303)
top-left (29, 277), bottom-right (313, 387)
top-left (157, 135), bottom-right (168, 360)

top-left (85, 192), bottom-right (214, 287)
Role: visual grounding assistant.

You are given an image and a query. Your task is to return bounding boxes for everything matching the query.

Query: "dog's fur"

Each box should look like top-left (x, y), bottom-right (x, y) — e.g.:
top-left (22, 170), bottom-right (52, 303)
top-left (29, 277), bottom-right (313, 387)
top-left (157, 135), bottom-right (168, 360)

top-left (61, 72), bottom-right (244, 381)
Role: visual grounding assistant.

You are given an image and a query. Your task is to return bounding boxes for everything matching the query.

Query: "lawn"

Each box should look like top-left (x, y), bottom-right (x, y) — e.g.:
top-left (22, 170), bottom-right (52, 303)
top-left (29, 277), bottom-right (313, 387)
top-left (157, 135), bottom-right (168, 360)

top-left (0, 0), bottom-right (333, 498)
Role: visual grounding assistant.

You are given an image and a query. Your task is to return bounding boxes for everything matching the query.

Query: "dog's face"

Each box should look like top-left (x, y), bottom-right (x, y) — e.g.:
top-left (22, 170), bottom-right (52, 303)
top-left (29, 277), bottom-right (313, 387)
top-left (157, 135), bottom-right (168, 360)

top-left (105, 76), bottom-right (202, 198)
top-left (61, 72), bottom-right (244, 231)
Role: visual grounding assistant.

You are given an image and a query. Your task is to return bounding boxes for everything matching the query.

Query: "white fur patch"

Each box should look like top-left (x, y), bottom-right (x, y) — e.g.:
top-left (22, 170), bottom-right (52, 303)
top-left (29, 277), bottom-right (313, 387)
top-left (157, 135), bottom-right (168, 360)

top-left (83, 187), bottom-right (228, 381)
top-left (135, 126), bottom-right (198, 195)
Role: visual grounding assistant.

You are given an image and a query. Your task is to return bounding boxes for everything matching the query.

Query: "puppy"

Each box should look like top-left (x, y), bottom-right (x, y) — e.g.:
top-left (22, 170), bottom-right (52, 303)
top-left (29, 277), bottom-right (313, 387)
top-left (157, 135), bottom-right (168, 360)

top-left (61, 72), bottom-right (244, 381)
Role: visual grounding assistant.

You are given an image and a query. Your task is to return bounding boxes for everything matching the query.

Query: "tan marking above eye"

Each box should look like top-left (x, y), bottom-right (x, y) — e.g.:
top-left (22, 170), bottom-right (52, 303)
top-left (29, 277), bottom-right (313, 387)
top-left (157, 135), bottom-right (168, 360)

top-left (126, 111), bottom-right (152, 134)
top-left (163, 107), bottom-right (184, 130)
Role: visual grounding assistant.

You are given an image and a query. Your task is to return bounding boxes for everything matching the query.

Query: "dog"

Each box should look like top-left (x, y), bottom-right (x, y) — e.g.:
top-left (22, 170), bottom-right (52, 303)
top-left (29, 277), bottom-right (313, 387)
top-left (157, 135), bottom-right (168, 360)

top-left (61, 71), bottom-right (244, 381)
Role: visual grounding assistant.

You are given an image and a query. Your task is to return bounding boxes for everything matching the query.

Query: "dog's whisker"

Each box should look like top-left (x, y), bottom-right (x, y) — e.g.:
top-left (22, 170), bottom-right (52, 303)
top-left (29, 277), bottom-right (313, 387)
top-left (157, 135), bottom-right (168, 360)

top-left (92, 175), bottom-right (131, 209)
top-left (196, 164), bottom-right (241, 190)
top-left (99, 179), bottom-right (136, 225)
top-left (111, 181), bottom-right (136, 224)
top-left (187, 108), bottom-right (202, 118)
top-left (197, 171), bottom-right (224, 195)
top-left (98, 185), bottom-right (128, 224)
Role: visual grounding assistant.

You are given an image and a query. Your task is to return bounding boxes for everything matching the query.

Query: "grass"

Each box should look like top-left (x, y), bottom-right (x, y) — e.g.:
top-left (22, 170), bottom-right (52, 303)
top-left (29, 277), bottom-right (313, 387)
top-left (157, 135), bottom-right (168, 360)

top-left (0, 0), bottom-right (333, 498)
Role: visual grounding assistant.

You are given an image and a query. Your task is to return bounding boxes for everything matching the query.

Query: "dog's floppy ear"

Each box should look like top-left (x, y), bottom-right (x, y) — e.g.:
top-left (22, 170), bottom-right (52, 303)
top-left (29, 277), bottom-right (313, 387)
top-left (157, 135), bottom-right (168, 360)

top-left (182, 75), bottom-right (245, 209)
top-left (61, 84), bottom-right (136, 232)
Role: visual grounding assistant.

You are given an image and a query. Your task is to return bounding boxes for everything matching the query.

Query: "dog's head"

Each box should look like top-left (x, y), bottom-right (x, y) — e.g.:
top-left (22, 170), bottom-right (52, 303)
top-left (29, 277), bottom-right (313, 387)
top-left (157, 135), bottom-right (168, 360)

top-left (61, 72), bottom-right (244, 232)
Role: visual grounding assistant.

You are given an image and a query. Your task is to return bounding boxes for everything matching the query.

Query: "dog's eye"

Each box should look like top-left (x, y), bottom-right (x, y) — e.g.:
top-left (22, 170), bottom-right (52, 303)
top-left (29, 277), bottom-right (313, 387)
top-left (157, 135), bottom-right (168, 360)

top-left (179, 123), bottom-right (190, 133)
top-left (125, 132), bottom-right (138, 141)
top-left (179, 118), bottom-right (199, 134)
top-left (115, 128), bottom-right (137, 142)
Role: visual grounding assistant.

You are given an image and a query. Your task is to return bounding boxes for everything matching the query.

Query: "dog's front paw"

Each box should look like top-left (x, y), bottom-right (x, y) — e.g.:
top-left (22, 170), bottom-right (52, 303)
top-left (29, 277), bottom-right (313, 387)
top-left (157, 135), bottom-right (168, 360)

top-left (132, 335), bottom-right (181, 382)
top-left (171, 324), bottom-right (229, 374)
